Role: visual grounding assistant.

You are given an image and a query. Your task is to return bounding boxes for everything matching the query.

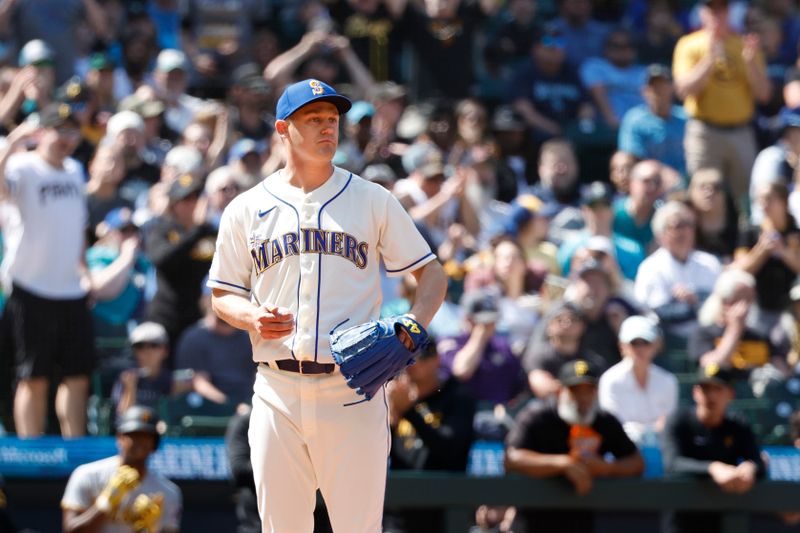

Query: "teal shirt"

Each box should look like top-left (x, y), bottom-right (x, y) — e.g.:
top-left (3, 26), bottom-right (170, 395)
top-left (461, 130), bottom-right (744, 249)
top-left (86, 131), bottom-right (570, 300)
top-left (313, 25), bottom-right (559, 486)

top-left (613, 197), bottom-right (654, 252)
top-left (557, 231), bottom-right (645, 280)
top-left (86, 246), bottom-right (151, 325)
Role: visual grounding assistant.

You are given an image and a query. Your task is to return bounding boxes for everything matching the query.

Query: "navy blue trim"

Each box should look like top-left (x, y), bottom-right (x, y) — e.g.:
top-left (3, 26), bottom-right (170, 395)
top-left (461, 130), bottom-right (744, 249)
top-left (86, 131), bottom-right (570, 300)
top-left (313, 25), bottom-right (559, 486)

top-left (257, 206), bottom-right (277, 218)
top-left (384, 252), bottom-right (435, 273)
top-left (264, 186), bottom-right (300, 361)
top-left (314, 172), bottom-right (353, 361)
top-left (208, 279), bottom-right (249, 292)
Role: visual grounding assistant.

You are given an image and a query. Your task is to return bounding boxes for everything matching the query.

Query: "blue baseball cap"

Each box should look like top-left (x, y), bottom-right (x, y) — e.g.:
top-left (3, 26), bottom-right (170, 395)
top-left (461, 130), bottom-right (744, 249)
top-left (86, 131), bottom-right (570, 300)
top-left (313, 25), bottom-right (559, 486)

top-left (780, 107), bottom-right (800, 130)
top-left (275, 79), bottom-right (352, 120)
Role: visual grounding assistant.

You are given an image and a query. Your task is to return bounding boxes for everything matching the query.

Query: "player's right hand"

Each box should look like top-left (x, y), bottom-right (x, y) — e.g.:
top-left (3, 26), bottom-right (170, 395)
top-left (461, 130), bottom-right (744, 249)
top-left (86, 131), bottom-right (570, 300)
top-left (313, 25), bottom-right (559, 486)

top-left (95, 464), bottom-right (141, 514)
top-left (563, 456), bottom-right (593, 496)
top-left (254, 305), bottom-right (295, 340)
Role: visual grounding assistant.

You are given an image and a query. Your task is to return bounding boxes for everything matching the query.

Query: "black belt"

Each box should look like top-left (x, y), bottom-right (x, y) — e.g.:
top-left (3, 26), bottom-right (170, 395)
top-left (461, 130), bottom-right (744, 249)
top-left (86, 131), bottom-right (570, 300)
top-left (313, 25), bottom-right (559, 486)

top-left (261, 360), bottom-right (336, 375)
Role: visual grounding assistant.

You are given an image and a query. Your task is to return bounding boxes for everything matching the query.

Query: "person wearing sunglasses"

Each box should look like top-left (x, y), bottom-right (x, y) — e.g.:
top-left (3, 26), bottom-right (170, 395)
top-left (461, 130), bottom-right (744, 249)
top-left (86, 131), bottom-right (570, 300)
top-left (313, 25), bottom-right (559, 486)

top-left (598, 315), bottom-right (678, 445)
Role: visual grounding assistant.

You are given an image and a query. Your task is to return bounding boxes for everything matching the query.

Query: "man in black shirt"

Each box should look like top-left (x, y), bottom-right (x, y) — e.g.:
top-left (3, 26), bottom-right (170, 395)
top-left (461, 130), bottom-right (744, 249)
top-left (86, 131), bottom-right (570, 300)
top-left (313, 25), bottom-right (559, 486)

top-left (505, 359), bottom-right (644, 532)
top-left (385, 342), bottom-right (477, 533)
top-left (662, 364), bottom-right (765, 533)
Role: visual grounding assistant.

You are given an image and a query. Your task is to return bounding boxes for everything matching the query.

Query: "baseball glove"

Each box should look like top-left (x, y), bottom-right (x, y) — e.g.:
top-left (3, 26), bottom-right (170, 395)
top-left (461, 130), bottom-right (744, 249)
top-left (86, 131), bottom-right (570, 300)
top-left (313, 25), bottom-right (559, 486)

top-left (330, 315), bottom-right (428, 400)
top-left (123, 493), bottom-right (163, 533)
top-left (95, 464), bottom-right (140, 515)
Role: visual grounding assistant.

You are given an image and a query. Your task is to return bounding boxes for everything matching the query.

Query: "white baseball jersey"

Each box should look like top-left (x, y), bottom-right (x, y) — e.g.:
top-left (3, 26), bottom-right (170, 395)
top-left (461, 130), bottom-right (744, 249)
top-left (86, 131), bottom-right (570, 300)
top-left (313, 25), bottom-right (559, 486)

top-left (61, 456), bottom-right (182, 533)
top-left (207, 166), bottom-right (435, 364)
top-left (4, 152), bottom-right (87, 298)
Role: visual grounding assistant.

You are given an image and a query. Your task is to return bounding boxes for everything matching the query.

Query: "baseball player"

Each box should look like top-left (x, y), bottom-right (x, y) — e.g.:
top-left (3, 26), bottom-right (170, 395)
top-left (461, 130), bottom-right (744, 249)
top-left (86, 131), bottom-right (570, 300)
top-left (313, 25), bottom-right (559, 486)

top-left (61, 405), bottom-right (182, 533)
top-left (207, 79), bottom-right (447, 533)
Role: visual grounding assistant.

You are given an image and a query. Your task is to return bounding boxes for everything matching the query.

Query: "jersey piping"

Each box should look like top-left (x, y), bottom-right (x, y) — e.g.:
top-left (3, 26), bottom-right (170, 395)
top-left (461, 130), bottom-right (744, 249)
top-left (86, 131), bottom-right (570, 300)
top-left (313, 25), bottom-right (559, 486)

top-left (385, 252), bottom-right (436, 273)
top-left (314, 172), bottom-right (353, 361)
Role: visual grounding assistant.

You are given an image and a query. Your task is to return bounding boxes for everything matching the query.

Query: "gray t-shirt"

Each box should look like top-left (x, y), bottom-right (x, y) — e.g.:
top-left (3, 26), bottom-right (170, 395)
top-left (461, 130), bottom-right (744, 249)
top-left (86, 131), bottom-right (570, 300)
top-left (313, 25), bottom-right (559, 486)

top-left (61, 456), bottom-right (182, 533)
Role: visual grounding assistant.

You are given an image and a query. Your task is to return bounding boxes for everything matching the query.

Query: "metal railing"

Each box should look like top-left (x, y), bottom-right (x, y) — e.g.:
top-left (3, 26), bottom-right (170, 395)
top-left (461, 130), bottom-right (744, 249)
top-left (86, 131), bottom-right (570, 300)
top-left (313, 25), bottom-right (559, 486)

top-left (385, 473), bottom-right (800, 533)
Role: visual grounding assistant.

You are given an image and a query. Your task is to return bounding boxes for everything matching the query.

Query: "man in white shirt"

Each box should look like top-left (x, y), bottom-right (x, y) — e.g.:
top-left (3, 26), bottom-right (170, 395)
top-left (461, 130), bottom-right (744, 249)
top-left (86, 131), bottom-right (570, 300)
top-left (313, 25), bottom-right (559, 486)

top-left (634, 200), bottom-right (722, 340)
top-left (599, 315), bottom-right (679, 444)
top-left (0, 104), bottom-right (94, 437)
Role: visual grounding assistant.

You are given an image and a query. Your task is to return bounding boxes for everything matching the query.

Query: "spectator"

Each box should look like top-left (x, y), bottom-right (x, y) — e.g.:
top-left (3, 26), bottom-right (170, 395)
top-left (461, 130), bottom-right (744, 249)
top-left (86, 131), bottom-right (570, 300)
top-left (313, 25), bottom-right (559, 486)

top-left (86, 144), bottom-right (131, 232)
top-left (662, 365), bottom-right (765, 533)
top-left (613, 160), bottom-right (664, 253)
top-left (175, 288), bottom-right (254, 406)
top-left (228, 138), bottom-right (267, 188)
top-left (751, 106), bottom-right (800, 225)
top-left (204, 165), bottom-right (245, 229)
top-left (523, 302), bottom-right (608, 400)
top-left (687, 167), bottom-right (739, 263)
top-left (530, 138), bottom-right (583, 246)
top-left (510, 27), bottom-right (593, 142)
top-left (580, 29), bottom-right (647, 130)
top-left (228, 62), bottom-right (273, 142)
top-left (632, 0), bottom-right (682, 66)
top-left (437, 289), bottom-right (526, 404)
top-left (558, 181), bottom-right (645, 280)
top-left (385, 341), bottom-right (476, 533)
top-left (563, 258), bottom-right (624, 366)
top-left (0, 107), bottom-right (93, 438)
top-left (143, 175), bottom-right (217, 350)
top-left (337, 100), bottom-right (374, 172)
top-left (599, 315), bottom-right (678, 444)
top-left (609, 150), bottom-right (637, 196)
top-left (618, 64), bottom-right (688, 176)
top-left (504, 359), bottom-right (644, 532)
top-left (634, 201), bottom-right (722, 342)
top-left (112, 322), bottom-right (181, 416)
top-left (152, 49), bottom-right (205, 134)
top-left (87, 207), bottom-right (149, 361)
top-left (734, 181), bottom-right (800, 325)
top-left (0, 41), bottom-right (55, 125)
top-left (690, 268), bottom-right (792, 396)
top-left (106, 110), bottom-right (161, 209)
top-left (501, 195), bottom-right (560, 276)
top-left (547, 0), bottom-right (610, 68)
top-left (119, 90), bottom-right (172, 166)
top-left (0, 0), bottom-right (111, 84)
top-left (673, 0), bottom-right (771, 209)
top-left (179, 0), bottom-right (270, 99)
top-left (394, 142), bottom-right (477, 248)
top-left (61, 406), bottom-right (182, 533)
top-left (463, 237), bottom-right (543, 350)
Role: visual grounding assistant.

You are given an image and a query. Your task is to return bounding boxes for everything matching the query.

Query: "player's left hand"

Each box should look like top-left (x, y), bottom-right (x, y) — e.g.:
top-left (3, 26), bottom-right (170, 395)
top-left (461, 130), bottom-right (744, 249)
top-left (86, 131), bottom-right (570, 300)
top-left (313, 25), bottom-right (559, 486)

top-left (123, 493), bottom-right (163, 533)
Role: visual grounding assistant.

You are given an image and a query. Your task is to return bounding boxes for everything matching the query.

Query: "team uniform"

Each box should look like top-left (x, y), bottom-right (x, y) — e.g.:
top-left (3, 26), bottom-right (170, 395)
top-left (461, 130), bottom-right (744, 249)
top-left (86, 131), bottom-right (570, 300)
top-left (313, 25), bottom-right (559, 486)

top-left (1, 151), bottom-right (94, 378)
top-left (61, 456), bottom-right (182, 533)
top-left (207, 166), bottom-right (435, 532)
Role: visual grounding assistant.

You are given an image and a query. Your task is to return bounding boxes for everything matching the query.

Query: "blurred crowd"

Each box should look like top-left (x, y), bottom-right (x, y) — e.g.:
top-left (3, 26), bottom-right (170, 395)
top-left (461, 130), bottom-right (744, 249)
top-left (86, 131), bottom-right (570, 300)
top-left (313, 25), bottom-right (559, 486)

top-left (2, 0), bottom-right (800, 530)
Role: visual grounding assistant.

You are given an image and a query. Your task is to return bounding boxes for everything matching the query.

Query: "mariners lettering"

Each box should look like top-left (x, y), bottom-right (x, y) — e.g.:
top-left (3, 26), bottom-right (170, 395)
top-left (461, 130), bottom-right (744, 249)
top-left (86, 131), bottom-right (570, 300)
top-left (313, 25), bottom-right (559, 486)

top-left (250, 229), bottom-right (369, 273)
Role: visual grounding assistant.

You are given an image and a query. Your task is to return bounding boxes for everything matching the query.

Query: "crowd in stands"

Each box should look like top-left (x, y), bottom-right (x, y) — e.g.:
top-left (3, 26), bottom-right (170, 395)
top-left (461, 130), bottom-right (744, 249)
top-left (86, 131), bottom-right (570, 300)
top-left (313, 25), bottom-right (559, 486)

top-left (3, 0), bottom-right (800, 530)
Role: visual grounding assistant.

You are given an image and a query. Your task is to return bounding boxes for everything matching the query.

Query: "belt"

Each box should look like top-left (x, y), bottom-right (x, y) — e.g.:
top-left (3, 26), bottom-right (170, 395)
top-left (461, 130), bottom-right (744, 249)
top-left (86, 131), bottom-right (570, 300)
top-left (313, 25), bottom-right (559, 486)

top-left (260, 360), bottom-right (336, 375)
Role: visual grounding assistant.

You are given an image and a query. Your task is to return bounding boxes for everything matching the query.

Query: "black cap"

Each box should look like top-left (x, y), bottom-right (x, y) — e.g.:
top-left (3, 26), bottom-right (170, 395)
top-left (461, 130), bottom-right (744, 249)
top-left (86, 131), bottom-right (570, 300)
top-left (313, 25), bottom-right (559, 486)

top-left (117, 405), bottom-right (159, 435)
top-left (558, 359), bottom-right (601, 387)
top-left (697, 363), bottom-right (735, 387)
top-left (460, 290), bottom-right (500, 324)
top-left (645, 64), bottom-right (672, 84)
top-left (702, 0), bottom-right (728, 8)
top-left (580, 181), bottom-right (614, 206)
top-left (56, 77), bottom-right (90, 104)
top-left (38, 102), bottom-right (78, 128)
top-left (168, 174), bottom-right (204, 202)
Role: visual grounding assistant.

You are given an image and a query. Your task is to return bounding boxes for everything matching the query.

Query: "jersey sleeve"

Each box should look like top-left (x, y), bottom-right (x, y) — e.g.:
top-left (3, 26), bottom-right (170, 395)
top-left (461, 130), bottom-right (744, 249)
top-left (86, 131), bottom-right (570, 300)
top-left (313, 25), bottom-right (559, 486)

top-left (207, 199), bottom-right (253, 296)
top-left (160, 481), bottom-right (183, 530)
top-left (378, 191), bottom-right (436, 277)
top-left (3, 156), bottom-right (24, 202)
top-left (60, 466), bottom-right (97, 511)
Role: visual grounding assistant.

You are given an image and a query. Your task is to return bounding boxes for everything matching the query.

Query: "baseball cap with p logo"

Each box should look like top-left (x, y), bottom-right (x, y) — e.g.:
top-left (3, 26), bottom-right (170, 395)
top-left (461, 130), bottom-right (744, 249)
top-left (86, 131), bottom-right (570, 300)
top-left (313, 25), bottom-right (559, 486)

top-left (275, 79), bottom-right (352, 120)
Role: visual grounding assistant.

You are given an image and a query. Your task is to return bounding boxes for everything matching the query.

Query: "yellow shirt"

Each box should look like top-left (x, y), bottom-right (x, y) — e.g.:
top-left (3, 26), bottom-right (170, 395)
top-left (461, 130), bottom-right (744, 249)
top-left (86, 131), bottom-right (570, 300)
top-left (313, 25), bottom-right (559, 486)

top-left (672, 30), bottom-right (763, 125)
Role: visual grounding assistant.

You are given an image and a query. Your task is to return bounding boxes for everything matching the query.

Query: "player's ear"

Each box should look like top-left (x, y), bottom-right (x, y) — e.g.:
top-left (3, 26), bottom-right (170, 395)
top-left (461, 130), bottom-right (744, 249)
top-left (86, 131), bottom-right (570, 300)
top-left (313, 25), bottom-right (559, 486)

top-left (275, 119), bottom-right (289, 136)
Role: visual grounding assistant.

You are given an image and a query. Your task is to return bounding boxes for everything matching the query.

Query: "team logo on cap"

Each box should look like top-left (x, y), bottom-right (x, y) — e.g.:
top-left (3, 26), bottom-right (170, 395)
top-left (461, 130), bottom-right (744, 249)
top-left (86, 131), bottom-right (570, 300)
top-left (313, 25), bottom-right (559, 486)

top-left (309, 80), bottom-right (324, 95)
top-left (575, 360), bottom-right (589, 376)
top-left (140, 411), bottom-right (152, 422)
top-left (178, 174), bottom-right (193, 187)
top-left (59, 103), bottom-right (71, 118)
top-left (705, 362), bottom-right (720, 378)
